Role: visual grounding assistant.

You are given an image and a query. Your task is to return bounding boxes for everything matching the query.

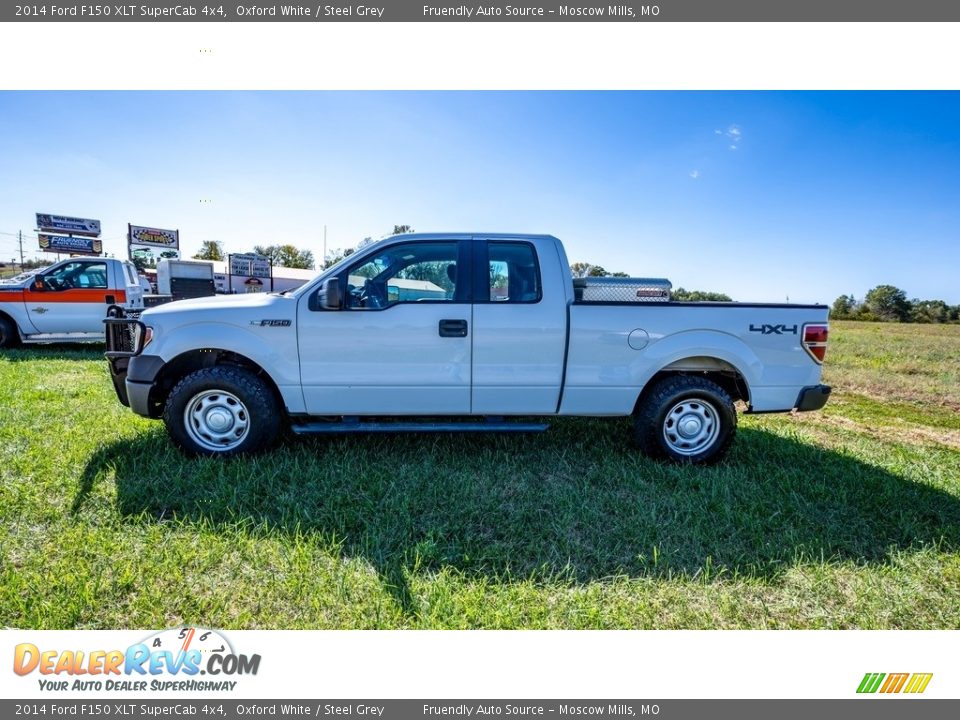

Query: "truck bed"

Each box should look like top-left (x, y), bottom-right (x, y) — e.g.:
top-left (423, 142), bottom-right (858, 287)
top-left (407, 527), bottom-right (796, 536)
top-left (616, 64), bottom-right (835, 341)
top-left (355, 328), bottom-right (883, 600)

top-left (560, 302), bottom-right (829, 415)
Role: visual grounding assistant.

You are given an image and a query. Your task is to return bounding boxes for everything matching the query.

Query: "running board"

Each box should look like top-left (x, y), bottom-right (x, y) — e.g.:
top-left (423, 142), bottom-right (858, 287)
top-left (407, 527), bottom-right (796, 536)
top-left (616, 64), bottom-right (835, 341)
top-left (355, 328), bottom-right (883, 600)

top-left (23, 333), bottom-right (104, 343)
top-left (290, 419), bottom-right (549, 435)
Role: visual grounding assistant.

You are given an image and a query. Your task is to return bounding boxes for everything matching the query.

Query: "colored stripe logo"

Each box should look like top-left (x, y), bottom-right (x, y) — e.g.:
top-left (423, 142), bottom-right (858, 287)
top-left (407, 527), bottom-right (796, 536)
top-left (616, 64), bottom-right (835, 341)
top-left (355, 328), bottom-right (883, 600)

top-left (857, 672), bottom-right (932, 694)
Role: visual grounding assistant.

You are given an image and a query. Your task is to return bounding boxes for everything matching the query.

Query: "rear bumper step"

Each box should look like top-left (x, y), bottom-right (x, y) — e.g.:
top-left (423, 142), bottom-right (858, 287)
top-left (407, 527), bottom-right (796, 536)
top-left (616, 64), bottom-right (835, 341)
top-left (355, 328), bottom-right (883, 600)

top-left (290, 419), bottom-right (549, 435)
top-left (795, 384), bottom-right (832, 412)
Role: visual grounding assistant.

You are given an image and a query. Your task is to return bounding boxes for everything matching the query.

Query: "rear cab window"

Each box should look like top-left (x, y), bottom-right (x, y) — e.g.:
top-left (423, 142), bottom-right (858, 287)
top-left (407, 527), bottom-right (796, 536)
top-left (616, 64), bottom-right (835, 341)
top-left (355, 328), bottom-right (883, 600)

top-left (486, 241), bottom-right (541, 303)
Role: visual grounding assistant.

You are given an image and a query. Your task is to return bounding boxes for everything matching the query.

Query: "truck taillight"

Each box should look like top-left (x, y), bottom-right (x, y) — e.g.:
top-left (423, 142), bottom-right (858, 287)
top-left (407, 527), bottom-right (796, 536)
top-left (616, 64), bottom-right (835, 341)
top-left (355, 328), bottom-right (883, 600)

top-left (803, 324), bottom-right (828, 363)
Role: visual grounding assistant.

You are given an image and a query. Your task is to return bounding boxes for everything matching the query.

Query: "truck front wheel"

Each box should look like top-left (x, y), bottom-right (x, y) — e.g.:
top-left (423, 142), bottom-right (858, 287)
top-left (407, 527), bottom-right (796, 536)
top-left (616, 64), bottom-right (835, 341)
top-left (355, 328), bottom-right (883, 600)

top-left (633, 375), bottom-right (737, 464)
top-left (163, 366), bottom-right (281, 456)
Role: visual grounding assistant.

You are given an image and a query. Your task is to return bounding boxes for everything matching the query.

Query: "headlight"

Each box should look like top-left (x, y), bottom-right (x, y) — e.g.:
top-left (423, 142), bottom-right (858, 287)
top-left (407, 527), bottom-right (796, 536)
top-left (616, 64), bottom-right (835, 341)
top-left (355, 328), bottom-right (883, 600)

top-left (135, 324), bottom-right (154, 351)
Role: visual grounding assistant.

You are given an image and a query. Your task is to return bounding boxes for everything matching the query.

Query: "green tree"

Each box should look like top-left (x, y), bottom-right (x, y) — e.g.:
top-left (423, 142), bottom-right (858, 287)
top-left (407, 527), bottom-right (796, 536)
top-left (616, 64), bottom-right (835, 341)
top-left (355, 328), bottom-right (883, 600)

top-left (831, 294), bottom-right (857, 319)
top-left (571, 262), bottom-right (632, 278)
top-left (253, 244), bottom-right (315, 270)
top-left (864, 284), bottom-right (911, 322)
top-left (392, 225), bottom-right (414, 235)
top-left (571, 262), bottom-right (618, 278)
top-left (570, 262), bottom-right (594, 278)
top-left (672, 287), bottom-right (733, 302)
top-left (193, 240), bottom-right (224, 261)
top-left (323, 247), bottom-right (355, 269)
top-left (911, 299), bottom-right (950, 324)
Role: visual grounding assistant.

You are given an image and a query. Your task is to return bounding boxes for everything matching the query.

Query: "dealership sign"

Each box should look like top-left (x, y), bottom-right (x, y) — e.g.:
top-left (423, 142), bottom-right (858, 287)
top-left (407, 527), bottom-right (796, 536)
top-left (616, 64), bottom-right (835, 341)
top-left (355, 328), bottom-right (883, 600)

top-left (38, 234), bottom-right (103, 256)
top-left (36, 213), bottom-right (101, 238)
top-left (128, 223), bottom-right (180, 260)
top-left (230, 253), bottom-right (271, 279)
top-left (128, 224), bottom-right (179, 249)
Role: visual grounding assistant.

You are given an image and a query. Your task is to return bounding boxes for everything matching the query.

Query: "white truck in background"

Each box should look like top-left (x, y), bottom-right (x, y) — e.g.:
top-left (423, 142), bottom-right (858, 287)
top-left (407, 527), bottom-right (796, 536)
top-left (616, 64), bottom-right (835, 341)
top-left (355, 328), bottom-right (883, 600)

top-left (105, 233), bottom-right (831, 464)
top-left (0, 256), bottom-right (144, 347)
top-left (147, 259), bottom-right (217, 307)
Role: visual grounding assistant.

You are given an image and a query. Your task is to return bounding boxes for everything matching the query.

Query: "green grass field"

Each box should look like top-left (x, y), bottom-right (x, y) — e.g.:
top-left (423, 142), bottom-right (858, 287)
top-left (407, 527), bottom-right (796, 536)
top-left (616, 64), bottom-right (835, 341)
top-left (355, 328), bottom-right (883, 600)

top-left (2, 320), bottom-right (959, 629)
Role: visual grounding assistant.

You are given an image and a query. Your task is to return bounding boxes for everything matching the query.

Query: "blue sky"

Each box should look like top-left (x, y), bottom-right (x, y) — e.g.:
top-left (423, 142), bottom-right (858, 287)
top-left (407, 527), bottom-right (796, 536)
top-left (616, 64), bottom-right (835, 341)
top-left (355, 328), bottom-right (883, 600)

top-left (1, 91), bottom-right (958, 304)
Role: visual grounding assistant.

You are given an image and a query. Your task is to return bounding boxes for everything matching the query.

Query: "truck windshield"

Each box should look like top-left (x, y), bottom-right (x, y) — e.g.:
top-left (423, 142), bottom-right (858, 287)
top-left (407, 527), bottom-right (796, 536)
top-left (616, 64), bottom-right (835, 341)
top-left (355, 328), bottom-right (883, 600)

top-left (288, 237), bottom-right (392, 298)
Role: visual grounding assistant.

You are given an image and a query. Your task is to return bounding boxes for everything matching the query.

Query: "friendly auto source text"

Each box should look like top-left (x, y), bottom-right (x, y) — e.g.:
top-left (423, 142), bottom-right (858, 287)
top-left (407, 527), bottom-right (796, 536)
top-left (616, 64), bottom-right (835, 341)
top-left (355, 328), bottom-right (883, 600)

top-left (423, 706), bottom-right (653, 716)
top-left (422, 5), bottom-right (659, 17)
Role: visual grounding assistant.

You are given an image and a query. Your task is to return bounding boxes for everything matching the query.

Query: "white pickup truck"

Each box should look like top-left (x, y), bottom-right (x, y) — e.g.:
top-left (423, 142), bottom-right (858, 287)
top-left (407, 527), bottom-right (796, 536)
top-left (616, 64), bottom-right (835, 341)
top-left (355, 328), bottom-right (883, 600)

top-left (0, 257), bottom-right (144, 347)
top-left (105, 233), bottom-right (831, 464)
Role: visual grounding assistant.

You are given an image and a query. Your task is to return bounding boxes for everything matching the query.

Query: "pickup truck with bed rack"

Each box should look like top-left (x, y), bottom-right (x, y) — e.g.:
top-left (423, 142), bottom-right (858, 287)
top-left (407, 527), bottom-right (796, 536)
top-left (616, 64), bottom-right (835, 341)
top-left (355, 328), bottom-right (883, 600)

top-left (104, 233), bottom-right (831, 464)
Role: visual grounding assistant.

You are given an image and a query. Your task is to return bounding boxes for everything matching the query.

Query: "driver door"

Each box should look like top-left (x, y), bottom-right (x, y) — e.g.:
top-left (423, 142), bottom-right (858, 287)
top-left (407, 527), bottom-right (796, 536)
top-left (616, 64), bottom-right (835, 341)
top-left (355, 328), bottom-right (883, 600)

top-left (296, 239), bottom-right (473, 415)
top-left (23, 260), bottom-right (112, 334)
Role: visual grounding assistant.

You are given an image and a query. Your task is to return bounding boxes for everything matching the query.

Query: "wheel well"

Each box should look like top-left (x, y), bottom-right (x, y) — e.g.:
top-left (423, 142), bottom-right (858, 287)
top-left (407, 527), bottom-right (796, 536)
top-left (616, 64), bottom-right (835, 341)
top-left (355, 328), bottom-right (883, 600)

top-left (146, 348), bottom-right (284, 419)
top-left (634, 362), bottom-right (750, 413)
top-left (0, 310), bottom-right (22, 341)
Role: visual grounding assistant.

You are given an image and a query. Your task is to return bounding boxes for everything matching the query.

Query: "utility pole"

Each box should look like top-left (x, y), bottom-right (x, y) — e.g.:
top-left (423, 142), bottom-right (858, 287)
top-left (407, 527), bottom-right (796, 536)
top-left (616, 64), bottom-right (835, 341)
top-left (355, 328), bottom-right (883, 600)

top-left (18, 230), bottom-right (25, 268)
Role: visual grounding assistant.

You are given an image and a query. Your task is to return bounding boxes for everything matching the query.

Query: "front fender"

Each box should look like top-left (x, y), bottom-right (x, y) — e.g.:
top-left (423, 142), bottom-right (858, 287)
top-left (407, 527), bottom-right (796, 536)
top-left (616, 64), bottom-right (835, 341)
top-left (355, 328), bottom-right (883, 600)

top-left (149, 321), bottom-right (301, 393)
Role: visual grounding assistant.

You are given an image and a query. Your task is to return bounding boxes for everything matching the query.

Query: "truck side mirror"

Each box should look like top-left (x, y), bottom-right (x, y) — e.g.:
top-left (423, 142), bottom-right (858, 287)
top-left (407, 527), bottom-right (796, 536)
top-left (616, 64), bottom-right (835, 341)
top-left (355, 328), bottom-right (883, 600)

top-left (312, 277), bottom-right (341, 311)
top-left (32, 278), bottom-right (46, 292)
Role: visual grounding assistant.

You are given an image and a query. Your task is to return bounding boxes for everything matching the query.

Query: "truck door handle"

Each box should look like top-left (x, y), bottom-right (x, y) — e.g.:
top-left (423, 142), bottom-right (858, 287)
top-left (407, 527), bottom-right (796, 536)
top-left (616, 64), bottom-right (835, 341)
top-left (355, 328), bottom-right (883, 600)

top-left (438, 319), bottom-right (468, 337)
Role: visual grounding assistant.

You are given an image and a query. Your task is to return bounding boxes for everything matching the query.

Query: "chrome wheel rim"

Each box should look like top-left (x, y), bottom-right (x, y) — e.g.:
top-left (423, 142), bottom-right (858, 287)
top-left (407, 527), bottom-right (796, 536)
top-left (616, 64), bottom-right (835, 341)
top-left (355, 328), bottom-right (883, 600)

top-left (662, 398), bottom-right (720, 456)
top-left (184, 389), bottom-right (250, 452)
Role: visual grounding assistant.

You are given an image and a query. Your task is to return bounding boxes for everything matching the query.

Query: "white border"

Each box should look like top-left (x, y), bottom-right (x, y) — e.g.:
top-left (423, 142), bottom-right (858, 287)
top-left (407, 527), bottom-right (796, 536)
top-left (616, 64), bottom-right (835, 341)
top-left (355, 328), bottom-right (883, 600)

top-left (3, 630), bottom-right (953, 699)
top-left (2, 17), bottom-right (957, 703)
top-left (1, 22), bottom-right (959, 90)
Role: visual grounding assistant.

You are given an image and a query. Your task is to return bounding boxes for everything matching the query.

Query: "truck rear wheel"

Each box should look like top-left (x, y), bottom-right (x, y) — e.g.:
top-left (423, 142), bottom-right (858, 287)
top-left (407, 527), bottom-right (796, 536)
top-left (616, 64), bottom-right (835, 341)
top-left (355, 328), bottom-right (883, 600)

top-left (0, 315), bottom-right (21, 349)
top-left (633, 375), bottom-right (737, 464)
top-left (163, 366), bottom-right (281, 457)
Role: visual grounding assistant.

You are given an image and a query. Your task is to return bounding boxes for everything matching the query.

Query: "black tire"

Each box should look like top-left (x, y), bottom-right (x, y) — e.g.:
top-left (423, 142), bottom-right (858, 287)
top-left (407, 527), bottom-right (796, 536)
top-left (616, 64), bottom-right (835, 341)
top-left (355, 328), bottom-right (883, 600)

top-left (0, 315), bottom-right (21, 349)
top-left (163, 366), bottom-right (282, 457)
top-left (633, 375), bottom-right (737, 464)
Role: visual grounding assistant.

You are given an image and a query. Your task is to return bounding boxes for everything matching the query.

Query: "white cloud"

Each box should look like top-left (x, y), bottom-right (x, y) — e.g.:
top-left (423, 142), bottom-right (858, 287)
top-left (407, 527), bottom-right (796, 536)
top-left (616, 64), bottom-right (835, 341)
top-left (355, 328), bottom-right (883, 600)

top-left (716, 124), bottom-right (743, 150)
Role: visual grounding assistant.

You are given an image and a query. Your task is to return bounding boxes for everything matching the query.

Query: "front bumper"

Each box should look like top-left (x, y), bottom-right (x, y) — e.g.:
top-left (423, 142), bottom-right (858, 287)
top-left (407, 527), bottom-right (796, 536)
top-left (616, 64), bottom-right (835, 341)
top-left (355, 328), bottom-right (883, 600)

top-left (104, 316), bottom-right (160, 417)
top-left (795, 384), bottom-right (832, 412)
top-left (106, 354), bottom-right (165, 416)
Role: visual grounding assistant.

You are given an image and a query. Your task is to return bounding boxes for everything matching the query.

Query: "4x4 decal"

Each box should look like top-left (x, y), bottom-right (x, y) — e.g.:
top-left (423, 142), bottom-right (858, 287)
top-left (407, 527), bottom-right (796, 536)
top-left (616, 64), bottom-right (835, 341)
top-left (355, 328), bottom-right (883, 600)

top-left (749, 323), bottom-right (798, 335)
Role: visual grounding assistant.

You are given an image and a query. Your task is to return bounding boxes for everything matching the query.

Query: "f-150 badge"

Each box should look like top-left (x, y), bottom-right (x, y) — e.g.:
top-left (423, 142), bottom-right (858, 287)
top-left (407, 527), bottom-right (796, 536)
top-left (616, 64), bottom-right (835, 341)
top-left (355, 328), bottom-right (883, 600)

top-left (250, 319), bottom-right (291, 327)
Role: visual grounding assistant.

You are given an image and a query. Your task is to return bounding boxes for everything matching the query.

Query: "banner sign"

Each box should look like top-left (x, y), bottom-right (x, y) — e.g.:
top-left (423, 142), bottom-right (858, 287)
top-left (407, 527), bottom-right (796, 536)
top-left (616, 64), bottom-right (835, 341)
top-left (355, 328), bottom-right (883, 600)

top-left (2, 700), bottom-right (958, 720)
top-left (4, 1), bottom-right (960, 22)
top-left (128, 224), bottom-right (179, 249)
top-left (35, 213), bottom-right (101, 238)
top-left (38, 233), bottom-right (102, 255)
top-left (230, 253), bottom-right (271, 279)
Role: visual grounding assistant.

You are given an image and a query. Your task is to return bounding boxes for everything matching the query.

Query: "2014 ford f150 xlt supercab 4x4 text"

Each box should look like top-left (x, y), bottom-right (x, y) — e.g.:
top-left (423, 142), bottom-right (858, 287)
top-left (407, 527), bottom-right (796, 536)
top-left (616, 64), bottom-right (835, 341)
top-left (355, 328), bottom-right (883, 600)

top-left (104, 233), bottom-right (831, 463)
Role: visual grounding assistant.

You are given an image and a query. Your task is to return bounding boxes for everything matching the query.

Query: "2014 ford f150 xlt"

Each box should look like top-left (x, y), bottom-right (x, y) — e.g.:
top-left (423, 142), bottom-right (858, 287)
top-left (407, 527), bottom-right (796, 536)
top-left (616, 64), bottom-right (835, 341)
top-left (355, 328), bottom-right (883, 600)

top-left (104, 233), bottom-right (831, 463)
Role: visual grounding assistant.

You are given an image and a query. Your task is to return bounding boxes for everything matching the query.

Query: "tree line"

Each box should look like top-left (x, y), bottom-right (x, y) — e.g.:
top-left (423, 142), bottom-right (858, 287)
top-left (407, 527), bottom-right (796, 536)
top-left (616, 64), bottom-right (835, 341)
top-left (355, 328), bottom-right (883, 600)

top-left (832, 285), bottom-right (959, 324)
top-left (571, 261), bottom-right (732, 301)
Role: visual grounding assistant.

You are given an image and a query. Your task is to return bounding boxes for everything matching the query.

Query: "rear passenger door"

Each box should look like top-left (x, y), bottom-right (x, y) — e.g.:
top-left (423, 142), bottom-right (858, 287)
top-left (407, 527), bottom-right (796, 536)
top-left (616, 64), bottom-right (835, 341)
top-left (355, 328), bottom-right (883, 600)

top-left (470, 238), bottom-right (567, 414)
